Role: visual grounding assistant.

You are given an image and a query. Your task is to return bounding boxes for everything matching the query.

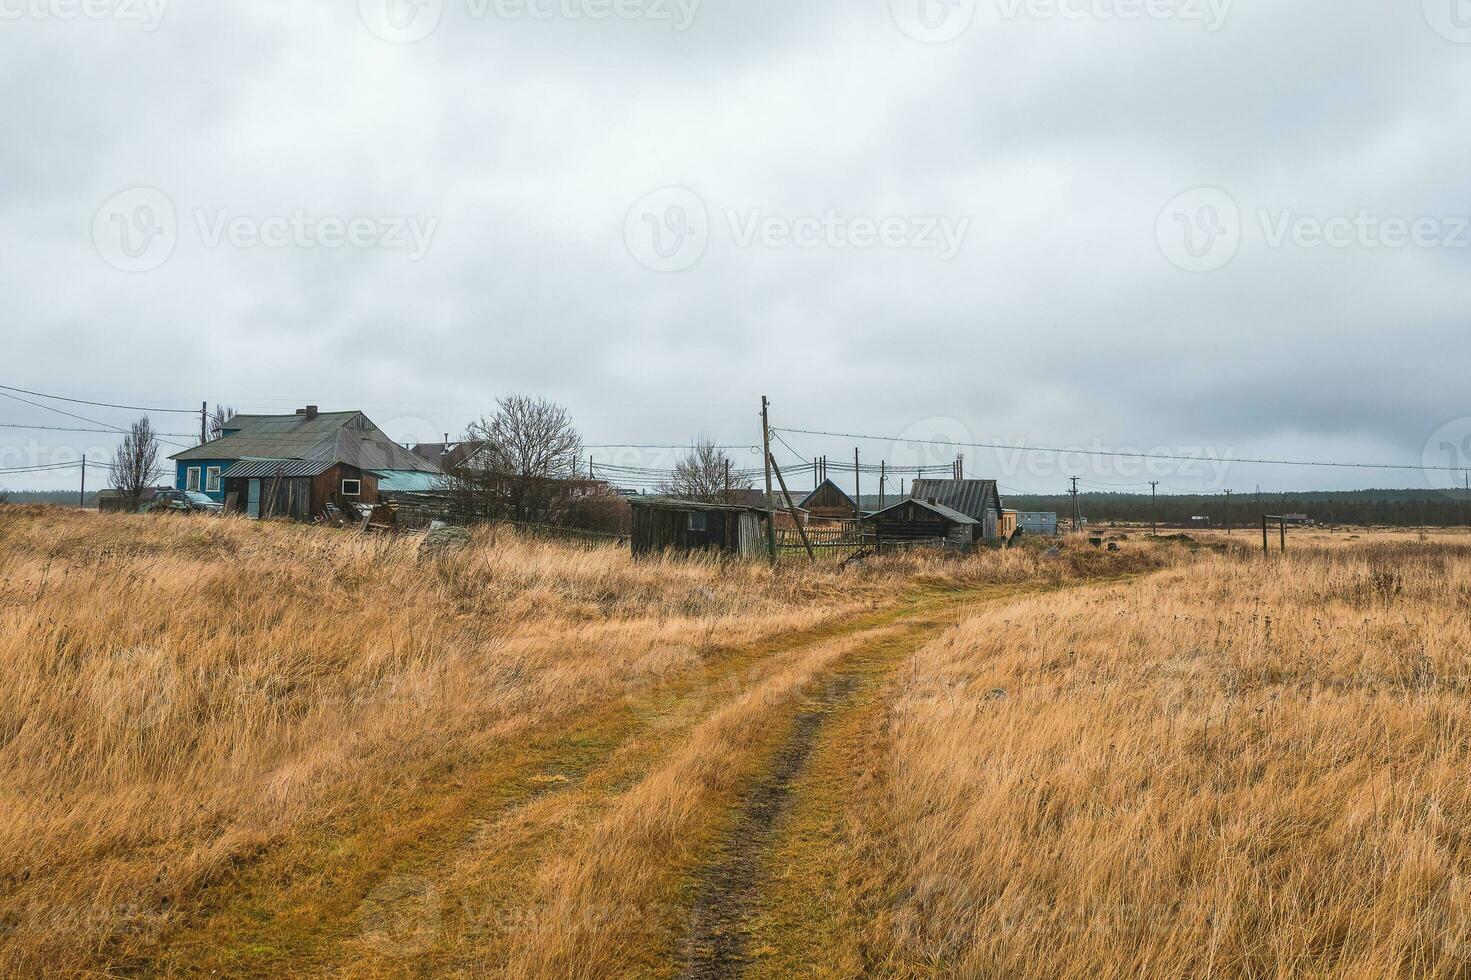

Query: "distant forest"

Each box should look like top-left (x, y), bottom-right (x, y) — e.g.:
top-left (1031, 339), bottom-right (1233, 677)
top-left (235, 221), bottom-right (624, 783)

top-left (0, 490), bottom-right (93, 507)
top-left (1003, 489), bottom-right (1471, 528)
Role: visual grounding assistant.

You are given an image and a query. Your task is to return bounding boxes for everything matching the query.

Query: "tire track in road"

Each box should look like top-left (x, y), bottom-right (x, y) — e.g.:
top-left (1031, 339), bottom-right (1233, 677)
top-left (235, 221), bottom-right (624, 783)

top-left (678, 574), bottom-right (1159, 979)
top-left (676, 604), bottom-right (976, 979)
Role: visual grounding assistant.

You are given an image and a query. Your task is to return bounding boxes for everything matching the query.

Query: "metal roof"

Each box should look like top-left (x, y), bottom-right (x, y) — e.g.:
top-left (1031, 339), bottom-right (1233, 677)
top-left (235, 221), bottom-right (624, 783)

top-left (220, 458), bottom-right (336, 479)
top-left (174, 411), bottom-right (439, 473)
top-left (909, 479), bottom-right (1002, 521)
top-left (372, 470), bottom-right (442, 493)
top-left (629, 497), bottom-right (774, 515)
top-left (864, 497), bottom-right (978, 525)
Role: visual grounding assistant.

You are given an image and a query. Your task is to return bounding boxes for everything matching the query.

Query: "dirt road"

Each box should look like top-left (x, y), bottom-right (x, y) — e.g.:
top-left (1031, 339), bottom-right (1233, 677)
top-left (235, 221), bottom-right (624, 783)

top-left (119, 577), bottom-right (1123, 978)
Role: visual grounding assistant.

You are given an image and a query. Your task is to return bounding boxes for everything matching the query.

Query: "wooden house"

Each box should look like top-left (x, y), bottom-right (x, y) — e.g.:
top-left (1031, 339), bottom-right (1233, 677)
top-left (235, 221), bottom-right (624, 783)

top-left (629, 499), bottom-right (773, 559)
top-left (909, 479), bottom-right (1005, 541)
top-left (171, 407), bottom-right (439, 520)
top-left (861, 498), bottom-right (978, 550)
top-left (798, 479), bottom-right (859, 522)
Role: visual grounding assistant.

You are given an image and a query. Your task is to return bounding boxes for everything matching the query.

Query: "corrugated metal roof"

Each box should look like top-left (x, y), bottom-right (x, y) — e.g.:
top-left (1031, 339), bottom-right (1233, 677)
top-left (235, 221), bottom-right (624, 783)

top-left (865, 498), bottom-right (978, 525)
top-left (372, 470), bottom-right (442, 493)
top-left (909, 479), bottom-right (1001, 521)
top-left (630, 497), bottom-right (773, 515)
top-left (220, 458), bottom-right (336, 479)
top-left (174, 412), bottom-right (439, 473)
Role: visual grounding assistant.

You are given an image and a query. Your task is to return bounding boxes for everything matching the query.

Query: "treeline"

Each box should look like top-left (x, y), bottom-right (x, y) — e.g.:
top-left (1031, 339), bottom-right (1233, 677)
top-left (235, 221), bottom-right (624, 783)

top-left (0, 490), bottom-right (92, 508)
top-left (1003, 490), bottom-right (1471, 528)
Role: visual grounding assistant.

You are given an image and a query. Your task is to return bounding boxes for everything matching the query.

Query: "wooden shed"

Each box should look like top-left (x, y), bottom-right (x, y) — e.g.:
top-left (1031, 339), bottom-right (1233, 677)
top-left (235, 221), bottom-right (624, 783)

top-left (862, 498), bottom-right (978, 551)
top-left (220, 459), bottom-right (379, 520)
top-left (799, 479), bottom-right (859, 522)
top-left (629, 499), bottom-right (773, 559)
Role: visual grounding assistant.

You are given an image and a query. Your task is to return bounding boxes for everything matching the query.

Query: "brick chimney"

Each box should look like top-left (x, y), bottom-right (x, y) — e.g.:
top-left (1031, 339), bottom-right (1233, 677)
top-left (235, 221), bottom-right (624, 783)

top-left (296, 405), bottom-right (319, 419)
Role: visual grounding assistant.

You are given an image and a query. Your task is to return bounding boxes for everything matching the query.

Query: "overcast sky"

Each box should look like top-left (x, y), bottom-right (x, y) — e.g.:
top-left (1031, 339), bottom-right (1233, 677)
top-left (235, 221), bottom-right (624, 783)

top-left (3, 0), bottom-right (1470, 496)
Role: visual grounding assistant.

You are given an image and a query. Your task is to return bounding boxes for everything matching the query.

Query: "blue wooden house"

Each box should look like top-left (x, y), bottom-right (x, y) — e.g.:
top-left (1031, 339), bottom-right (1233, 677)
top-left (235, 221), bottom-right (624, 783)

top-left (171, 406), bottom-right (439, 519)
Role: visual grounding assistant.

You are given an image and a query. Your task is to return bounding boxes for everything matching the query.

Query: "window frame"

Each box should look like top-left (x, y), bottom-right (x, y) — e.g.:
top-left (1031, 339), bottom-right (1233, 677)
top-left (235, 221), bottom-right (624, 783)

top-left (186, 467), bottom-right (201, 492)
top-left (205, 466), bottom-right (222, 493)
top-left (688, 511), bottom-right (707, 532)
top-left (341, 479), bottom-right (362, 497)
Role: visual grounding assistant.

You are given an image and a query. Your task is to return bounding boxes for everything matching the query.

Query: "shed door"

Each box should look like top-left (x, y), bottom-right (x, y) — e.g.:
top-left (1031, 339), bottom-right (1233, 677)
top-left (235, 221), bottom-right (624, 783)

top-left (738, 513), bottom-right (761, 556)
top-left (247, 480), bottom-right (262, 518)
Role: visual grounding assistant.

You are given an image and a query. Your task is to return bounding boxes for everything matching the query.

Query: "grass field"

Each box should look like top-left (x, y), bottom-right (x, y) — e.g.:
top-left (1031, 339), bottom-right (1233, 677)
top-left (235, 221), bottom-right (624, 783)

top-left (2, 506), bottom-right (1468, 977)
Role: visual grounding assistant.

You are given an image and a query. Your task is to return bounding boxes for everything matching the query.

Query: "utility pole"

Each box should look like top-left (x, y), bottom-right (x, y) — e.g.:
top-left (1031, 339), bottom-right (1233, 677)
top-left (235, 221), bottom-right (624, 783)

top-left (761, 396), bottom-right (776, 564)
top-left (854, 449), bottom-right (862, 520)
top-left (1070, 476), bottom-right (1081, 533)
top-left (880, 460), bottom-right (887, 510)
top-left (79, 454), bottom-right (86, 510)
top-left (201, 401), bottom-right (208, 444)
top-left (769, 453), bottom-right (815, 561)
top-left (1225, 490), bottom-right (1233, 535)
top-left (1150, 481), bottom-right (1160, 535)
top-left (724, 458), bottom-right (731, 505)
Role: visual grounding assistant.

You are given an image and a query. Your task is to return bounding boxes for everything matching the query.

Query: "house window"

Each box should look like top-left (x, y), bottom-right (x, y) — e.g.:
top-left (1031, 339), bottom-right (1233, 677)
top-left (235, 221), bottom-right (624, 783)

top-left (689, 512), bottom-right (707, 531)
top-left (205, 467), bottom-right (222, 493)
top-left (186, 467), bottom-right (201, 491)
top-left (341, 479), bottom-right (362, 497)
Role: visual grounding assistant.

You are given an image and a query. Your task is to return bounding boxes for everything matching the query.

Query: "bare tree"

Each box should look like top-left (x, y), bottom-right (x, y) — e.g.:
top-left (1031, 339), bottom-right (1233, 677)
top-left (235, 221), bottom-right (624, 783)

top-left (659, 437), bottom-right (752, 504)
top-left (112, 417), bottom-right (162, 507)
top-left (208, 405), bottom-right (238, 441)
top-left (444, 395), bottom-right (583, 522)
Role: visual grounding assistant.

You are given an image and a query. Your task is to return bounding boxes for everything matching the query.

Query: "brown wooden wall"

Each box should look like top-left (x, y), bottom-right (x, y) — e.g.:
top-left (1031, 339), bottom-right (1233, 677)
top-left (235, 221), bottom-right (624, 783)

top-left (311, 465), bottom-right (379, 517)
top-left (632, 507), bottom-right (766, 559)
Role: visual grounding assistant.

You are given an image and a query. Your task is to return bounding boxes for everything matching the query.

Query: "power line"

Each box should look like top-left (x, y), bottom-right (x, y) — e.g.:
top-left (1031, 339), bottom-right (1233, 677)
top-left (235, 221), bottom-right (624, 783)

top-left (0, 383), bottom-right (198, 415)
top-left (0, 461), bottom-right (85, 474)
top-left (777, 426), bottom-right (1463, 474)
top-left (0, 423), bottom-right (197, 437)
top-left (0, 391), bottom-right (194, 452)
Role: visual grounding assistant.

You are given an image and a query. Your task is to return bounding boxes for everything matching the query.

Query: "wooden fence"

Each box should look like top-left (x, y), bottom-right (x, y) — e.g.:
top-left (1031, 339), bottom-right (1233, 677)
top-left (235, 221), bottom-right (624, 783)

top-left (390, 493), bottom-right (627, 548)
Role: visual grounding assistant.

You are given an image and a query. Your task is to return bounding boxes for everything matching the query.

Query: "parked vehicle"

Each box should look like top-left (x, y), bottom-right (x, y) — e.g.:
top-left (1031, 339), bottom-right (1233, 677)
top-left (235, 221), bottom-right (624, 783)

top-left (145, 489), bottom-right (223, 514)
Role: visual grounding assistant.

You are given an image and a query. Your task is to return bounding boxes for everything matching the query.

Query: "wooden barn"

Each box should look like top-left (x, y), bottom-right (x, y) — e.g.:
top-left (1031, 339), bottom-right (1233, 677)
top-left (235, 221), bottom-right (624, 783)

top-left (798, 479), bottom-right (859, 522)
top-left (629, 499), bottom-right (773, 559)
top-left (909, 479), bottom-right (1005, 541)
top-left (861, 498), bottom-right (978, 550)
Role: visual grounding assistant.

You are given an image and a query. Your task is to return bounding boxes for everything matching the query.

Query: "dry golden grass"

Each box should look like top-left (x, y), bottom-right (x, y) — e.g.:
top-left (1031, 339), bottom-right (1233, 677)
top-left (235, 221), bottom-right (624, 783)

top-left (0, 505), bottom-right (885, 975)
top-left (845, 537), bottom-right (1471, 978)
top-left (0, 506), bottom-right (1171, 977)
